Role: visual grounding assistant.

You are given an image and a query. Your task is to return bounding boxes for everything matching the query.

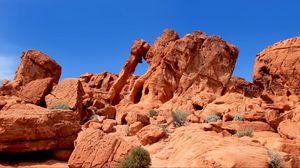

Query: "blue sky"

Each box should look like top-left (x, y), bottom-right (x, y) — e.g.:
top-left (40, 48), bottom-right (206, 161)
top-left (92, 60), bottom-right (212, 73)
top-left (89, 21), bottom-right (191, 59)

top-left (0, 0), bottom-right (299, 82)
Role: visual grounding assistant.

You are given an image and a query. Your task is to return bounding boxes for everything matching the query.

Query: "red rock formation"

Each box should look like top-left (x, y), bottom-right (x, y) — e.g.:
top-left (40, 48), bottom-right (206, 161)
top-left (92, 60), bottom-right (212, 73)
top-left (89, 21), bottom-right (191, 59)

top-left (45, 78), bottom-right (84, 120)
top-left (68, 128), bottom-right (137, 168)
top-left (253, 37), bottom-right (300, 100)
top-left (13, 50), bottom-right (61, 89)
top-left (0, 104), bottom-right (80, 153)
top-left (108, 40), bottom-right (150, 105)
top-left (18, 77), bottom-right (53, 105)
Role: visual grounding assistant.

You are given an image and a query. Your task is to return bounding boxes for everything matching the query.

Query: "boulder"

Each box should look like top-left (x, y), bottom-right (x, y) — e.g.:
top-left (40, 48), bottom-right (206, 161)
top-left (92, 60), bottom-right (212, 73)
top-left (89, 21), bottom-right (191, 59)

top-left (128, 121), bottom-right (144, 136)
top-left (18, 77), bottom-right (53, 105)
top-left (0, 104), bottom-right (80, 153)
top-left (125, 111), bottom-right (150, 126)
top-left (102, 119), bottom-right (117, 133)
top-left (13, 50), bottom-right (61, 89)
top-left (137, 124), bottom-right (165, 145)
top-left (45, 78), bottom-right (84, 120)
top-left (278, 119), bottom-right (300, 140)
top-left (253, 37), bottom-right (300, 98)
top-left (96, 105), bottom-right (116, 119)
top-left (68, 128), bottom-right (136, 168)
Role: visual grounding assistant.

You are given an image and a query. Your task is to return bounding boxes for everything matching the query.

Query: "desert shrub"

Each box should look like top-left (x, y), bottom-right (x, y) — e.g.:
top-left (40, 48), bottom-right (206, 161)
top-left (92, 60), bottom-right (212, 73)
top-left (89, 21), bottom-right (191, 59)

top-left (235, 126), bottom-right (253, 138)
top-left (157, 124), bottom-right (168, 136)
top-left (268, 151), bottom-right (283, 168)
top-left (172, 110), bottom-right (189, 127)
top-left (49, 103), bottom-right (70, 110)
top-left (148, 109), bottom-right (158, 118)
top-left (205, 114), bottom-right (221, 123)
top-left (233, 113), bottom-right (244, 121)
top-left (118, 147), bottom-right (151, 168)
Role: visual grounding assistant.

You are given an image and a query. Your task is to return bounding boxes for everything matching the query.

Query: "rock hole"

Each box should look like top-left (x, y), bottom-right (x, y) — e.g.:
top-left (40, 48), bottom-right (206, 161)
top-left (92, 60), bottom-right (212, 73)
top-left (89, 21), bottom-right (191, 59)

top-left (144, 87), bottom-right (149, 95)
top-left (286, 90), bottom-right (291, 97)
top-left (133, 86), bottom-right (143, 104)
top-left (193, 104), bottom-right (203, 111)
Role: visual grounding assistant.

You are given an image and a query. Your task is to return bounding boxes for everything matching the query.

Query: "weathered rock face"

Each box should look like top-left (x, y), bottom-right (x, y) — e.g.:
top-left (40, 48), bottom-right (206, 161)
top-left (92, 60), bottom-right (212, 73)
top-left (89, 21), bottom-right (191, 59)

top-left (18, 78), bottom-right (53, 105)
top-left (253, 37), bottom-right (300, 98)
top-left (45, 78), bottom-right (84, 120)
top-left (0, 104), bottom-right (80, 153)
top-left (225, 76), bottom-right (262, 98)
top-left (116, 29), bottom-right (238, 120)
top-left (68, 128), bottom-right (137, 168)
top-left (13, 50), bottom-right (61, 89)
top-left (277, 105), bottom-right (300, 140)
top-left (147, 124), bottom-right (272, 168)
top-left (108, 40), bottom-right (150, 105)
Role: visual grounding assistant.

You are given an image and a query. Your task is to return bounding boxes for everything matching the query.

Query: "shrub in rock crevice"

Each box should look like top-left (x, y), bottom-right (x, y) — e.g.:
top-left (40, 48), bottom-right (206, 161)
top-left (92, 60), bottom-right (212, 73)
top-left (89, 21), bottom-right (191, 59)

top-left (118, 147), bottom-right (151, 168)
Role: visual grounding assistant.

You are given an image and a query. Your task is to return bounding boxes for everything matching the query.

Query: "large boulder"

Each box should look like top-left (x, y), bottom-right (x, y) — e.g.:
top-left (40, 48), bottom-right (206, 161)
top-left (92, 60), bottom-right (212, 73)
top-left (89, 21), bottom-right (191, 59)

top-left (277, 105), bottom-right (300, 140)
top-left (137, 124), bottom-right (165, 145)
top-left (45, 78), bottom-right (84, 120)
top-left (0, 104), bottom-right (80, 153)
top-left (253, 37), bottom-right (300, 99)
top-left (13, 50), bottom-right (61, 89)
top-left (18, 77), bottom-right (53, 105)
top-left (68, 128), bottom-right (137, 168)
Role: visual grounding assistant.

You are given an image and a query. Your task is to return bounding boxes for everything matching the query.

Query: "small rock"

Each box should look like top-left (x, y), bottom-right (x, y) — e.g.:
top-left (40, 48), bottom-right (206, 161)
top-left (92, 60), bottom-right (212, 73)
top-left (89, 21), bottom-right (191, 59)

top-left (102, 119), bottom-right (117, 133)
top-left (128, 121), bottom-right (143, 136)
top-left (137, 124), bottom-right (165, 145)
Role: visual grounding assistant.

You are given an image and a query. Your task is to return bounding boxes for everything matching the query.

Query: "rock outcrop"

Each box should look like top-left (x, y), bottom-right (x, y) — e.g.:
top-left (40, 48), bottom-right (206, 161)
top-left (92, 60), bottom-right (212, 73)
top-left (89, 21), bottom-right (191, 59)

top-left (0, 104), bottom-right (80, 153)
top-left (68, 128), bottom-right (137, 168)
top-left (13, 50), bottom-right (61, 89)
top-left (45, 78), bottom-right (84, 120)
top-left (18, 77), bottom-right (53, 105)
top-left (108, 40), bottom-right (150, 105)
top-left (253, 37), bottom-right (300, 96)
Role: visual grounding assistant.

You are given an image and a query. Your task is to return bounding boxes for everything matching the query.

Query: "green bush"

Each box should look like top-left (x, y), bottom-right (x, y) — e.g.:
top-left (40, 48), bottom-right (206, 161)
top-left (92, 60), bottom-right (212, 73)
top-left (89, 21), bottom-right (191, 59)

top-left (233, 113), bottom-right (244, 121)
top-left (49, 103), bottom-right (70, 110)
top-left (118, 147), bottom-right (151, 168)
top-left (235, 126), bottom-right (253, 138)
top-left (268, 151), bottom-right (283, 168)
top-left (172, 110), bottom-right (189, 127)
top-left (205, 114), bottom-right (221, 123)
top-left (148, 109), bottom-right (158, 118)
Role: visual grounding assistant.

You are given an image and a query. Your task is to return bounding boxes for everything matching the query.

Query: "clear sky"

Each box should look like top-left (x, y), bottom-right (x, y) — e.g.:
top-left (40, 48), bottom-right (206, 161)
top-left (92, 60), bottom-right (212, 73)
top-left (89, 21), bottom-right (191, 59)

top-left (0, 0), bottom-right (299, 82)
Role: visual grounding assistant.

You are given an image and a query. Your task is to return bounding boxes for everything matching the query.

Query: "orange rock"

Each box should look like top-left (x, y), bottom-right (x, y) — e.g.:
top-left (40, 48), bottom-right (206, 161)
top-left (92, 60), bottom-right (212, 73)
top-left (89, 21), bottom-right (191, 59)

top-left (125, 111), bottom-right (150, 126)
top-left (102, 119), bottom-right (117, 133)
top-left (0, 104), bottom-right (80, 153)
top-left (68, 128), bottom-right (136, 168)
top-left (128, 121), bottom-right (143, 136)
top-left (108, 39), bottom-right (150, 105)
top-left (45, 78), bottom-right (84, 120)
top-left (147, 124), bottom-right (270, 168)
top-left (137, 124), bottom-right (165, 145)
top-left (13, 50), bottom-right (61, 89)
top-left (253, 37), bottom-right (300, 98)
top-left (96, 104), bottom-right (116, 119)
top-left (18, 78), bottom-right (53, 105)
